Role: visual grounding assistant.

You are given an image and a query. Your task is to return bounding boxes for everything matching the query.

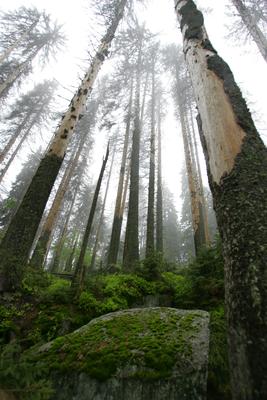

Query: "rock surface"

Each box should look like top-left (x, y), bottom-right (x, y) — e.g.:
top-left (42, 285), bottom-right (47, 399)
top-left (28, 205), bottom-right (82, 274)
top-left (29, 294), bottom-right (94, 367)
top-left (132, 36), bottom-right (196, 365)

top-left (39, 307), bottom-right (210, 400)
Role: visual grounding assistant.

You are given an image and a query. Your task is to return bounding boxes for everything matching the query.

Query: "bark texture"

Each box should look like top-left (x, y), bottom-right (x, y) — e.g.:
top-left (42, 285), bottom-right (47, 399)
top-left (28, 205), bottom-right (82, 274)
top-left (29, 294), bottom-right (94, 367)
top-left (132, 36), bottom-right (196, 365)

top-left (175, 1), bottom-right (267, 398)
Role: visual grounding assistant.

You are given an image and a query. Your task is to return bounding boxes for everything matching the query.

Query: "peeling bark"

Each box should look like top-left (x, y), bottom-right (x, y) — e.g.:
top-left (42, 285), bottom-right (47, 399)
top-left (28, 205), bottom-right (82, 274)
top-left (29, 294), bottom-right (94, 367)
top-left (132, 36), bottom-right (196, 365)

top-left (175, 1), bottom-right (267, 398)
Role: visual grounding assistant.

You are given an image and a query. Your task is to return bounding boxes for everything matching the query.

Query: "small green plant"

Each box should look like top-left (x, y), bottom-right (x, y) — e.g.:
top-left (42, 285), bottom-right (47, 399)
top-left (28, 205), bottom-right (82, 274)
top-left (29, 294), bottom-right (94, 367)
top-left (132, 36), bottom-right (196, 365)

top-left (0, 342), bottom-right (53, 400)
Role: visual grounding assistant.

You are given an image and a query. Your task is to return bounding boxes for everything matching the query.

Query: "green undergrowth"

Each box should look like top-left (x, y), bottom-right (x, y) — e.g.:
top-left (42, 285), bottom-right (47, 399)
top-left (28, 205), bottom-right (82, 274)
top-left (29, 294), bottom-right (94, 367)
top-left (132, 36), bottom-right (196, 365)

top-left (0, 240), bottom-right (229, 399)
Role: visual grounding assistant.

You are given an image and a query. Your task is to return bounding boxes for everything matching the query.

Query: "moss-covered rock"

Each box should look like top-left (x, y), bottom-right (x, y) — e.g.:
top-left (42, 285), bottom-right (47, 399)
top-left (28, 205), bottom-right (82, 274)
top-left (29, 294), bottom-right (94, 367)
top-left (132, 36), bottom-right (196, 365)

top-left (37, 307), bottom-right (210, 400)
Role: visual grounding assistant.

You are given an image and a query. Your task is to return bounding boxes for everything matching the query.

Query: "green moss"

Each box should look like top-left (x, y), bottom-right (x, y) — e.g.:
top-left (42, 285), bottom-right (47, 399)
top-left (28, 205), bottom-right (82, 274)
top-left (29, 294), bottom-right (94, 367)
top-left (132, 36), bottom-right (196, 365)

top-left (33, 309), bottom-right (201, 381)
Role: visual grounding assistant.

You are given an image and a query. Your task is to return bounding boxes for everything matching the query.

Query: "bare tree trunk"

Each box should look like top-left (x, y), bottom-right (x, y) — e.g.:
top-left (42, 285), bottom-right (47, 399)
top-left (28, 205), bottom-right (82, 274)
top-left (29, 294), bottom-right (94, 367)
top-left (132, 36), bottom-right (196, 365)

top-left (64, 233), bottom-right (80, 273)
top-left (232, 0), bottom-right (267, 62)
top-left (72, 144), bottom-right (109, 297)
top-left (146, 59), bottom-right (156, 258)
top-left (0, 0), bottom-right (127, 291)
top-left (175, 76), bottom-right (204, 255)
top-left (189, 105), bottom-right (210, 243)
top-left (156, 99), bottom-right (163, 254)
top-left (50, 181), bottom-right (79, 273)
top-left (31, 129), bottom-right (88, 268)
top-left (123, 51), bottom-right (142, 270)
top-left (140, 70), bottom-right (149, 126)
top-left (91, 148), bottom-right (115, 270)
top-left (175, 1), bottom-right (267, 398)
top-left (107, 79), bottom-right (133, 266)
top-left (185, 112), bottom-right (208, 251)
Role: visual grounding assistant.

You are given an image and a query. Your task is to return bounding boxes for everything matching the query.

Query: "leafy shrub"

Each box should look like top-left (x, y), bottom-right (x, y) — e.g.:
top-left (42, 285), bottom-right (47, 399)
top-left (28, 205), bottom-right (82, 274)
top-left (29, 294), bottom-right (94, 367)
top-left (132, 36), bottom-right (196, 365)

top-left (40, 278), bottom-right (71, 304)
top-left (78, 291), bottom-right (100, 314)
top-left (0, 342), bottom-right (53, 400)
top-left (185, 240), bottom-right (224, 309)
top-left (21, 268), bottom-right (50, 295)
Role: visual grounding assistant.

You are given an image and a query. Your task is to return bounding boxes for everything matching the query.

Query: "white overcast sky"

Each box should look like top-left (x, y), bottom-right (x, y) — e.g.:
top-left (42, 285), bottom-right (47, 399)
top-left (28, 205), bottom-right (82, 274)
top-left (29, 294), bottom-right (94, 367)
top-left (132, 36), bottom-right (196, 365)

top-left (0, 0), bottom-right (266, 215)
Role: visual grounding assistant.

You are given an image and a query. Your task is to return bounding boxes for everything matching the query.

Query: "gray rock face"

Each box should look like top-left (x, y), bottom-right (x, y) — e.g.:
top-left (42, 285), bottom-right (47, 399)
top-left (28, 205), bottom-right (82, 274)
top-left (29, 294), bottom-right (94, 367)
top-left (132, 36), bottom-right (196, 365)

top-left (46, 308), bottom-right (210, 400)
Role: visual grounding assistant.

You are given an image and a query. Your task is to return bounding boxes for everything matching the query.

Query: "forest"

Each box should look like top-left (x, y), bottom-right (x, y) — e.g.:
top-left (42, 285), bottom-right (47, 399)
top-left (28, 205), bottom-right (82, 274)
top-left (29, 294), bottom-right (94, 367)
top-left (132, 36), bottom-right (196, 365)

top-left (0, 0), bottom-right (266, 399)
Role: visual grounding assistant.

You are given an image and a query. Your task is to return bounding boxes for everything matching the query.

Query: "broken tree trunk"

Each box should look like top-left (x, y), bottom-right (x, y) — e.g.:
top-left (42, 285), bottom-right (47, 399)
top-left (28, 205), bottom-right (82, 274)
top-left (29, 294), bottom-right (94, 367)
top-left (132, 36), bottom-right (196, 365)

top-left (174, 1), bottom-right (267, 398)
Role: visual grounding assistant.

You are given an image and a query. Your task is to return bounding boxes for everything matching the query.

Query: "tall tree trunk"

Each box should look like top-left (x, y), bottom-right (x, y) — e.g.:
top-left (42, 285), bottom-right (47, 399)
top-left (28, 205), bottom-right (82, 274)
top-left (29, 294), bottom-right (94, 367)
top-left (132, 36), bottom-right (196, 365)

top-left (140, 70), bottom-right (149, 126)
top-left (107, 79), bottom-right (133, 266)
top-left (232, 0), bottom-right (267, 62)
top-left (91, 148), bottom-right (115, 270)
top-left (145, 61), bottom-right (156, 258)
top-left (189, 105), bottom-right (210, 243)
top-left (185, 112), bottom-right (208, 250)
top-left (123, 50), bottom-right (142, 270)
top-left (72, 144), bottom-right (109, 297)
top-left (175, 1), bottom-right (267, 398)
top-left (50, 180), bottom-right (79, 273)
top-left (64, 233), bottom-right (80, 273)
top-left (175, 76), bottom-right (204, 255)
top-left (156, 99), bottom-right (163, 254)
top-left (31, 129), bottom-right (88, 268)
top-left (0, 0), bottom-right (127, 291)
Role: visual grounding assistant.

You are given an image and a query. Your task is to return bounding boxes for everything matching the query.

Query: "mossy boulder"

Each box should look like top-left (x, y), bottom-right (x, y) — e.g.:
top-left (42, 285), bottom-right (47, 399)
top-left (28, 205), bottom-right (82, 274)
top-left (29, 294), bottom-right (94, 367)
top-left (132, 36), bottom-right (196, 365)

top-left (38, 307), bottom-right (210, 400)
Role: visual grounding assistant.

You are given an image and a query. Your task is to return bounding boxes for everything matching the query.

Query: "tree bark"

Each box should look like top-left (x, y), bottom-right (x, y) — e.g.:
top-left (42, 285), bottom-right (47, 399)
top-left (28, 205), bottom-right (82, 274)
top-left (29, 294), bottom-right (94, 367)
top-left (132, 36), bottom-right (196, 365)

top-left (145, 59), bottom-right (156, 258)
top-left (123, 52), bottom-right (142, 270)
top-left (0, 0), bottom-right (127, 291)
top-left (175, 1), bottom-right (267, 398)
top-left (232, 0), bottom-right (267, 62)
top-left (107, 79), bottom-right (133, 266)
top-left (156, 99), bottom-right (163, 254)
top-left (72, 144), bottom-right (109, 297)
